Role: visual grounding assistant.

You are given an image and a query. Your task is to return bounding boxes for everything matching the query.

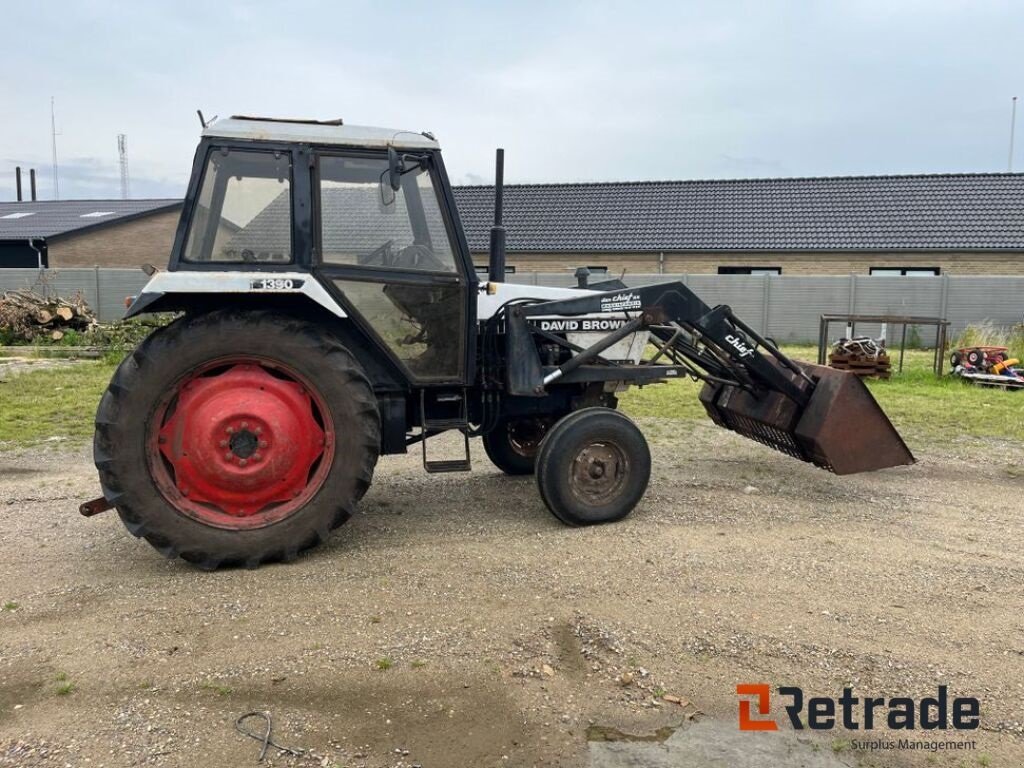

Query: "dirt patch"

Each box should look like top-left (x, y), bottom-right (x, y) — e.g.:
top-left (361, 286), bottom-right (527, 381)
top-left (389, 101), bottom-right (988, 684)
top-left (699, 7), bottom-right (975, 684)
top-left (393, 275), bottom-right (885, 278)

top-left (0, 357), bottom-right (82, 382)
top-left (1, 426), bottom-right (1022, 767)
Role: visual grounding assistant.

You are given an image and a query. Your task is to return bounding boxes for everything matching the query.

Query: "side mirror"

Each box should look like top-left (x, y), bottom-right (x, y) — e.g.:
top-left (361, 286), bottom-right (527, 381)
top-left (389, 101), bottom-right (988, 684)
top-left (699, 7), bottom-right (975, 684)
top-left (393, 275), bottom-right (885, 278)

top-left (387, 147), bottom-right (404, 191)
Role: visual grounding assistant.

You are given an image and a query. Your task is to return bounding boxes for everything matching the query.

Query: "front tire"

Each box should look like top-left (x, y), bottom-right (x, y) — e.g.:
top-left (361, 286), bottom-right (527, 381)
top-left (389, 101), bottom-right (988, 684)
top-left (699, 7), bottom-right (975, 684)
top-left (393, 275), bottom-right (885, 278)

top-left (93, 310), bottom-right (381, 569)
top-left (482, 417), bottom-right (551, 475)
top-left (535, 408), bottom-right (650, 526)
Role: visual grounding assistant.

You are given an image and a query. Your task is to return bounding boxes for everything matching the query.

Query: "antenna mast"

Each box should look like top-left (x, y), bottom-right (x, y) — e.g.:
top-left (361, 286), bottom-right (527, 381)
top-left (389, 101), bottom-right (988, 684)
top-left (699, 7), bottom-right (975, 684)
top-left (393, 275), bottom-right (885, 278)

top-left (1010, 96), bottom-right (1018, 172)
top-left (118, 134), bottom-right (130, 199)
top-left (50, 97), bottom-right (60, 200)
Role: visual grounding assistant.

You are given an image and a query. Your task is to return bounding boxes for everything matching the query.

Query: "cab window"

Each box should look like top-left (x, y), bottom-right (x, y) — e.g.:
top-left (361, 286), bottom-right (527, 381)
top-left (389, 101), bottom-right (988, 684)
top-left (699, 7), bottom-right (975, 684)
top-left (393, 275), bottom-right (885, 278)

top-left (183, 149), bottom-right (293, 263)
top-left (317, 154), bottom-right (457, 273)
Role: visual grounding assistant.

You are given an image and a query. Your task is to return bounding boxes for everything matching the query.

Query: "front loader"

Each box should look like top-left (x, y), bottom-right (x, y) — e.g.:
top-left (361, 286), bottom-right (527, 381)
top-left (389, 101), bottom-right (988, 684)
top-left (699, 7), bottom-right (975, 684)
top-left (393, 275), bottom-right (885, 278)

top-left (81, 116), bottom-right (913, 568)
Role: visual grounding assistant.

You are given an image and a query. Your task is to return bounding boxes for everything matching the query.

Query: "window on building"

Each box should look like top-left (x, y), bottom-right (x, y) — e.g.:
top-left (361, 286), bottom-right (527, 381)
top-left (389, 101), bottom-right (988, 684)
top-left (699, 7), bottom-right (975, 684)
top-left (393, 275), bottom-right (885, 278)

top-left (586, 266), bottom-right (609, 274)
top-left (869, 267), bottom-right (940, 276)
top-left (475, 265), bottom-right (517, 275)
top-left (717, 266), bottom-right (782, 275)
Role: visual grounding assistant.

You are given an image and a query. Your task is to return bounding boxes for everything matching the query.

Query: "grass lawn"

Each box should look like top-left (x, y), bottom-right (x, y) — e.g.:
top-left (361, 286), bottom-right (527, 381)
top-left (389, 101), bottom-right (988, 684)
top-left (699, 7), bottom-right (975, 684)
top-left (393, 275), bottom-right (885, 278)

top-left (0, 344), bottom-right (1020, 449)
top-left (0, 360), bottom-right (118, 447)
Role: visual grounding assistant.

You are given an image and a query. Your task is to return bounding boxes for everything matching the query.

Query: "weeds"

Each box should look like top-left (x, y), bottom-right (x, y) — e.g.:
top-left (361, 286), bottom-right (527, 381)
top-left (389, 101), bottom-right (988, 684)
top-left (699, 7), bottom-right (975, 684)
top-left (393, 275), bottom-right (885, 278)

top-left (2, 601), bottom-right (18, 611)
top-left (953, 321), bottom-right (1024, 353)
top-left (375, 658), bottom-right (393, 671)
top-left (832, 739), bottom-right (850, 753)
top-left (199, 680), bottom-right (232, 696)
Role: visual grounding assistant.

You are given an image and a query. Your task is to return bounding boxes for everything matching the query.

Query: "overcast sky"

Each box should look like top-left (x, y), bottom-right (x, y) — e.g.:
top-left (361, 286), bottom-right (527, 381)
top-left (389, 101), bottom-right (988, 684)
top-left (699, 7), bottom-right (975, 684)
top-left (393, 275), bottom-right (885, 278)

top-left (2, 1), bottom-right (1022, 201)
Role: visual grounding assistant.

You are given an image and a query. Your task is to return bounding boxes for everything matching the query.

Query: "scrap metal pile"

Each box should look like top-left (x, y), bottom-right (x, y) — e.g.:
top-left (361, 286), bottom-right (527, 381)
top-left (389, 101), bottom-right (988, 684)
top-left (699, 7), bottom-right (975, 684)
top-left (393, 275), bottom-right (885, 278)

top-left (828, 337), bottom-right (892, 379)
top-left (950, 346), bottom-right (1023, 390)
top-left (0, 289), bottom-right (97, 342)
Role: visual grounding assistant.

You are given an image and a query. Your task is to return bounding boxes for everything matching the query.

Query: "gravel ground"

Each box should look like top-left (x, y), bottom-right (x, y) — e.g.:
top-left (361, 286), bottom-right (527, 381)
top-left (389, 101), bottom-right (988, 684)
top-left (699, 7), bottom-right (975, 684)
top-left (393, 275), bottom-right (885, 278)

top-left (1, 422), bottom-right (1022, 767)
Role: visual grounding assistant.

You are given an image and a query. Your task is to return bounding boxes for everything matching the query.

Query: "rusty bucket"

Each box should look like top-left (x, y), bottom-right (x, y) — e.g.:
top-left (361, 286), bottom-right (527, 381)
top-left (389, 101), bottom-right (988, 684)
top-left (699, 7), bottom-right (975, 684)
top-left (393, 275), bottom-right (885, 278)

top-left (699, 361), bottom-right (914, 475)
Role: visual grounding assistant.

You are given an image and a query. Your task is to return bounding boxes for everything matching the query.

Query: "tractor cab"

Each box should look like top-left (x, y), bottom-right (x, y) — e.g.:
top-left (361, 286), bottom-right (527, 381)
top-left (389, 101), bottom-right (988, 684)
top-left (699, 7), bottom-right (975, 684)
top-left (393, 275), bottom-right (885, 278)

top-left (163, 116), bottom-right (478, 386)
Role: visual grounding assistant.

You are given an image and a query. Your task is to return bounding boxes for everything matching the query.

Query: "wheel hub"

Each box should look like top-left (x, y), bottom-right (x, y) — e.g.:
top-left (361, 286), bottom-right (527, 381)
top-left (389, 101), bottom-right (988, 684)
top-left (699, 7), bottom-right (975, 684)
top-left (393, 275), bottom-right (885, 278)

top-left (151, 361), bottom-right (333, 526)
top-left (571, 442), bottom-right (628, 504)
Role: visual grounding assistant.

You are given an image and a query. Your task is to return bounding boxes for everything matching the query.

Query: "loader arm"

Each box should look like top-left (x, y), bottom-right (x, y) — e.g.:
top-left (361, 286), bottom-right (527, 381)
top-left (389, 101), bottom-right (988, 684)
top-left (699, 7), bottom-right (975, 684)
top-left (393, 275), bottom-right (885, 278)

top-left (505, 281), bottom-right (914, 475)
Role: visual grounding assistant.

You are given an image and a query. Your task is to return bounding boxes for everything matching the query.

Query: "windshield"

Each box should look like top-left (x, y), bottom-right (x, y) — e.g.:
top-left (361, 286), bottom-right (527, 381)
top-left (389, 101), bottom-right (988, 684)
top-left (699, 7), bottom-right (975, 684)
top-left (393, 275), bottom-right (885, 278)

top-left (183, 148), bottom-right (293, 263)
top-left (318, 154), bottom-right (458, 273)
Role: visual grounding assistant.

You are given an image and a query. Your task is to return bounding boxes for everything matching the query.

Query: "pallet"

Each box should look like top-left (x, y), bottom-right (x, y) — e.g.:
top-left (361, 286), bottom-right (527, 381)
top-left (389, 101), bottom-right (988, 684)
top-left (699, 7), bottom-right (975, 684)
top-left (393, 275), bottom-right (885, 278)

top-left (829, 351), bottom-right (891, 379)
top-left (957, 372), bottom-right (1024, 390)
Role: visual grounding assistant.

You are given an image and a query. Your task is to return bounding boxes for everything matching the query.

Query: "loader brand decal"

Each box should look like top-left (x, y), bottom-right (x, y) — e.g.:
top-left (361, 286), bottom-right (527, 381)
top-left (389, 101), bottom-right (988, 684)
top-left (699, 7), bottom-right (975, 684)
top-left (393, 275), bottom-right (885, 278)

top-left (724, 333), bottom-right (756, 358)
top-left (737, 684), bottom-right (980, 738)
top-left (599, 292), bottom-right (642, 312)
top-left (249, 278), bottom-right (305, 291)
top-left (536, 318), bottom-right (630, 333)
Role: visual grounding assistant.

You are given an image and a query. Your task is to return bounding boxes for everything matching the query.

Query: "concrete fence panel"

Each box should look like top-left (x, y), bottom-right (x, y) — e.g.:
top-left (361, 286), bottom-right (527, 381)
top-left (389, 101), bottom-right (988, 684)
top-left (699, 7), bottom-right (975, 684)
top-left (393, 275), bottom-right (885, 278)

top-left (2, 268), bottom-right (1022, 344)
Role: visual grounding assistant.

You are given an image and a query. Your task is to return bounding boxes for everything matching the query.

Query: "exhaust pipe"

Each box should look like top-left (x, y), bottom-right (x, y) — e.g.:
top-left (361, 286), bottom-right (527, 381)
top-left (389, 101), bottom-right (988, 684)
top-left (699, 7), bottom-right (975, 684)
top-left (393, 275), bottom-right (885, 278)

top-left (15, 166), bottom-right (22, 201)
top-left (487, 148), bottom-right (507, 283)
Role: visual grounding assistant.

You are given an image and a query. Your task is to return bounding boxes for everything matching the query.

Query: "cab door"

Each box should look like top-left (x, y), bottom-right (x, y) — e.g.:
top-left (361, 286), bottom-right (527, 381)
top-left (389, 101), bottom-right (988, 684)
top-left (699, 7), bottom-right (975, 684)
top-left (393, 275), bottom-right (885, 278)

top-left (312, 150), bottom-right (474, 385)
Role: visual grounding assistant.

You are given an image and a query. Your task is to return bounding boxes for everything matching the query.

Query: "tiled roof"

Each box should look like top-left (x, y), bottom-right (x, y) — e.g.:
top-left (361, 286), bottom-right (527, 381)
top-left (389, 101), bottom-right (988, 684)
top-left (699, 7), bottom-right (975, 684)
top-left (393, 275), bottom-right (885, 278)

top-left (451, 174), bottom-right (1024, 252)
top-left (0, 199), bottom-right (181, 240)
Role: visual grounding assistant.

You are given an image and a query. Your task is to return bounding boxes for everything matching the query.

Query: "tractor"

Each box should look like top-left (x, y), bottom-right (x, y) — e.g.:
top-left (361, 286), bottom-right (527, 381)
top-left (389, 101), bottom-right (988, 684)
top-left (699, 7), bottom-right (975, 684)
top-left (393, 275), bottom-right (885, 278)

top-left (80, 116), bottom-right (914, 568)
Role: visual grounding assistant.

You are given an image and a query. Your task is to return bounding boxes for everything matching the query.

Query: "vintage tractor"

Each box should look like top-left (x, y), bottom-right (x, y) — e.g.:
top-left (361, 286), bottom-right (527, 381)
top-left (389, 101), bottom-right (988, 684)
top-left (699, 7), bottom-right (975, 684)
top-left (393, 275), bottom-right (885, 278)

top-left (80, 116), bottom-right (914, 568)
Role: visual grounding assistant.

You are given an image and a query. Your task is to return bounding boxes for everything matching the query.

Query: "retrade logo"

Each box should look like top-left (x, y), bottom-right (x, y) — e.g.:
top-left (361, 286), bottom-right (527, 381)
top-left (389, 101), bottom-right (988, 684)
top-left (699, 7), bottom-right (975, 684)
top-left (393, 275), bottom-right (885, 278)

top-left (737, 684), bottom-right (778, 731)
top-left (736, 684), bottom-right (979, 732)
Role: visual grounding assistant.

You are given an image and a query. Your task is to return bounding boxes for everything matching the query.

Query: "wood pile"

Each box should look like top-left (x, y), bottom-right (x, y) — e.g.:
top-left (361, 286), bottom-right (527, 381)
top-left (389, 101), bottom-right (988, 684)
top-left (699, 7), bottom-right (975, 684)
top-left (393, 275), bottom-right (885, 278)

top-left (829, 350), bottom-right (891, 379)
top-left (0, 290), bottom-right (97, 341)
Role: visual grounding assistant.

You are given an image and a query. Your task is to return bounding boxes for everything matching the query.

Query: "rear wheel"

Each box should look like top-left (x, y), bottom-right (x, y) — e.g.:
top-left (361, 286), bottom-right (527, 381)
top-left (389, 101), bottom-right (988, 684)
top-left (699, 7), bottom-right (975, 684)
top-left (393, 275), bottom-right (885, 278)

top-left (535, 408), bottom-right (650, 526)
top-left (94, 310), bottom-right (380, 569)
top-left (482, 417), bottom-right (552, 475)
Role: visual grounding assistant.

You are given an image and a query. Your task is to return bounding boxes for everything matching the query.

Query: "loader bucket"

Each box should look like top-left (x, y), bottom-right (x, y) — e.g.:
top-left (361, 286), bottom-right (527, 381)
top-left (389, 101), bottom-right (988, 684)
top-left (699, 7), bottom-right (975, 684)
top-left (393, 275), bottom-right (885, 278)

top-left (699, 361), bottom-right (914, 475)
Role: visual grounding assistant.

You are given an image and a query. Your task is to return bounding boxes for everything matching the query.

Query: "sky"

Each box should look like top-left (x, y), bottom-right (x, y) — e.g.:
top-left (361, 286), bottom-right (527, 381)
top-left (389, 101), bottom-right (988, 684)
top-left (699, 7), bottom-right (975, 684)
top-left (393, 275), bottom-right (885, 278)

top-left (2, 0), bottom-right (1022, 201)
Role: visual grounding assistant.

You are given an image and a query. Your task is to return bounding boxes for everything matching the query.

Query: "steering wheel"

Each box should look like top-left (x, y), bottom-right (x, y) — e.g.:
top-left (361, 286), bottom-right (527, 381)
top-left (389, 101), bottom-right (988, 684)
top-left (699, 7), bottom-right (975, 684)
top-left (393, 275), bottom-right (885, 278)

top-left (392, 244), bottom-right (448, 272)
top-left (358, 239), bottom-right (395, 267)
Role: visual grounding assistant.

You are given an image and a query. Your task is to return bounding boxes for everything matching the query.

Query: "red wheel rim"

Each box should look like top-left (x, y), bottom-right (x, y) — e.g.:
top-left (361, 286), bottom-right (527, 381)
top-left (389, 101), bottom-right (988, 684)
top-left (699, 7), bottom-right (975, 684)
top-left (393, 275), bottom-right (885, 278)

top-left (146, 357), bottom-right (335, 530)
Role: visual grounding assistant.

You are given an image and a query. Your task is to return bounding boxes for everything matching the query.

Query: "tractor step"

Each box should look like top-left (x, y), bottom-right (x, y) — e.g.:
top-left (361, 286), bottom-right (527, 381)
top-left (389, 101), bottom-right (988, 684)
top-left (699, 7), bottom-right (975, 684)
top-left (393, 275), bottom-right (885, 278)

top-left (423, 418), bottom-right (470, 430)
top-left (420, 389), bottom-right (472, 473)
top-left (423, 457), bottom-right (472, 473)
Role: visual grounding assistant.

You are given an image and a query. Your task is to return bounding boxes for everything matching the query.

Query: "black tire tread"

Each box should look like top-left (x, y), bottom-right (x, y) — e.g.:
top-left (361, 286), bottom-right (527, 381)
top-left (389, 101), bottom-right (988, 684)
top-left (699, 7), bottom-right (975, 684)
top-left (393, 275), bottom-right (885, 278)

top-left (535, 407), bottom-right (650, 527)
top-left (482, 419), bottom-right (538, 476)
top-left (94, 309), bottom-right (380, 569)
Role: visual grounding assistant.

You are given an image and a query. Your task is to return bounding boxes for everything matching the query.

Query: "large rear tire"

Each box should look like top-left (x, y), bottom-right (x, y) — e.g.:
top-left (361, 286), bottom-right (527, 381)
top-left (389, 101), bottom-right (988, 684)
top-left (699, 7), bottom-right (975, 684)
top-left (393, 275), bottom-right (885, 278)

top-left (93, 310), bottom-right (381, 569)
top-left (535, 408), bottom-right (650, 526)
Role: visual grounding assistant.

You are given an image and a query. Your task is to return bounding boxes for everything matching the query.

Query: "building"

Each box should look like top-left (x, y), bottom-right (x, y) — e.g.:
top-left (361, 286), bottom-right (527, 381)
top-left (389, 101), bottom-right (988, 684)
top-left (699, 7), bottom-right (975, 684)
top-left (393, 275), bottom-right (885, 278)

top-left (453, 173), bottom-right (1024, 276)
top-left (0, 199), bottom-right (181, 269)
top-left (3, 173), bottom-right (1023, 275)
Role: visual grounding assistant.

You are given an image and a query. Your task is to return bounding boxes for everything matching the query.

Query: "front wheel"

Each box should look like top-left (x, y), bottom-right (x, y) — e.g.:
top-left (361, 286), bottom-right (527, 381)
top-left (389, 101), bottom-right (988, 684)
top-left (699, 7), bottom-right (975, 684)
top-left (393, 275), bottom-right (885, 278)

top-left (482, 417), bottom-right (552, 475)
top-left (535, 408), bottom-right (650, 526)
top-left (93, 310), bottom-right (381, 569)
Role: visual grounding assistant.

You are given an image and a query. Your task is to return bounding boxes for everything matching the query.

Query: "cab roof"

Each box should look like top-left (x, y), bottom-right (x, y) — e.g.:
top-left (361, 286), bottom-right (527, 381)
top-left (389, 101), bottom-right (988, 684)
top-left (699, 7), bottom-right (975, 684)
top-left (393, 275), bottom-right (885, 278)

top-left (201, 115), bottom-right (441, 151)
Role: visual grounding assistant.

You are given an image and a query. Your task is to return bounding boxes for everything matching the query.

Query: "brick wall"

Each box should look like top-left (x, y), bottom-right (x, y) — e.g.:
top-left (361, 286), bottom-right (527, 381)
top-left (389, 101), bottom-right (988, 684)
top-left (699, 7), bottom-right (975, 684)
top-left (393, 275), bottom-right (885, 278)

top-left (472, 250), bottom-right (1024, 276)
top-left (47, 210), bottom-right (181, 269)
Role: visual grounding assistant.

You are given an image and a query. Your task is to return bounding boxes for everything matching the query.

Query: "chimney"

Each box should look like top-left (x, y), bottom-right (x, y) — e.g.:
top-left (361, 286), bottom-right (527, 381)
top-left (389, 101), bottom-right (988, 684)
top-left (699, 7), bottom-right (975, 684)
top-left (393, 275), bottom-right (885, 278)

top-left (29, 169), bottom-right (37, 201)
top-left (15, 167), bottom-right (22, 201)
